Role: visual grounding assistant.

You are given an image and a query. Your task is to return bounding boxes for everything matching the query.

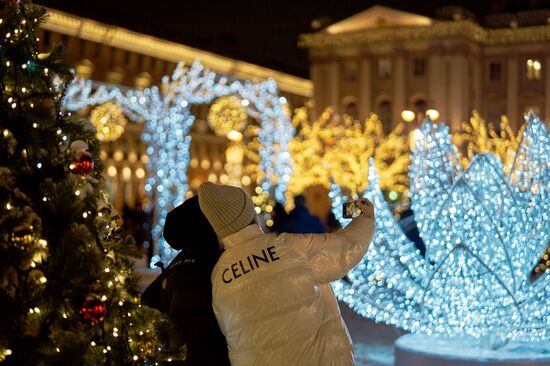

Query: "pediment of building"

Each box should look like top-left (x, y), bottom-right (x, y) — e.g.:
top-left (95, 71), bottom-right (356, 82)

top-left (325, 5), bottom-right (433, 35)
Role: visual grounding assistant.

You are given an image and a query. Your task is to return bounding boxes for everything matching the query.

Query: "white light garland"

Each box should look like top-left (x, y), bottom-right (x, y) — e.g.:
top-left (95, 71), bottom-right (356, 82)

top-left (331, 113), bottom-right (550, 344)
top-left (63, 60), bottom-right (294, 264)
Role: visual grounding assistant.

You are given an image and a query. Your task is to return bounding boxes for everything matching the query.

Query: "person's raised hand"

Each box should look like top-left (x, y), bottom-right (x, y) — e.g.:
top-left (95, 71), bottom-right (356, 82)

top-left (358, 198), bottom-right (374, 220)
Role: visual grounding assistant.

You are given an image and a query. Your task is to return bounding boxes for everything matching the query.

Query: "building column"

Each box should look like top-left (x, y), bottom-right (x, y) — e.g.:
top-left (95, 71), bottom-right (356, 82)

top-left (471, 53), bottom-right (482, 113)
top-left (448, 51), bottom-right (468, 131)
top-left (506, 55), bottom-right (519, 130)
top-left (358, 56), bottom-right (372, 120)
top-left (310, 61), bottom-right (323, 119)
top-left (545, 55), bottom-right (550, 121)
top-left (329, 59), bottom-right (340, 115)
top-left (428, 45), bottom-right (444, 116)
top-left (392, 50), bottom-right (406, 126)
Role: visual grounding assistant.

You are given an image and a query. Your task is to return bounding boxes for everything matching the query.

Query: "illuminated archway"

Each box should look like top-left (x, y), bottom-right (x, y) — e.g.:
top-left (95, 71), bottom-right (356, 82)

top-left (63, 60), bottom-right (293, 263)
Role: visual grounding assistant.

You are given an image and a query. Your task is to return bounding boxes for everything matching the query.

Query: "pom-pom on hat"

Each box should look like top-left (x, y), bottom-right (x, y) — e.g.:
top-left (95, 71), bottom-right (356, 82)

top-left (198, 182), bottom-right (256, 238)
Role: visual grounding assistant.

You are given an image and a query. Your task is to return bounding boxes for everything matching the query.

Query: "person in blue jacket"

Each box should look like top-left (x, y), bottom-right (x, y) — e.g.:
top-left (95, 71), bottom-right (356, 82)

top-left (278, 194), bottom-right (326, 234)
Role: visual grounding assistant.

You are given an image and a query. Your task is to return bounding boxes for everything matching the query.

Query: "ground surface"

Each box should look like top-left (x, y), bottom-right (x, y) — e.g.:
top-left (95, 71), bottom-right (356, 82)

top-left (339, 302), bottom-right (402, 366)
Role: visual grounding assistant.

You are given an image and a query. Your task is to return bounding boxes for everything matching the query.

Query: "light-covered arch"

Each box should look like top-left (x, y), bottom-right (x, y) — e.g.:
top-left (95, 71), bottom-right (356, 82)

top-left (63, 60), bottom-right (293, 263)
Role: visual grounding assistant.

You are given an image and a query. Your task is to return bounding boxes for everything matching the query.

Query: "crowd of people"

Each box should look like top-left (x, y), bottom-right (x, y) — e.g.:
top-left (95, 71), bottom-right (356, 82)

top-left (143, 183), bottom-right (375, 365)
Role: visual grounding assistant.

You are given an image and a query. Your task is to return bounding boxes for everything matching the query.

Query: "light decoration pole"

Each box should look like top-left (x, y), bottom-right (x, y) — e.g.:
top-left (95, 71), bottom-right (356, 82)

top-left (63, 61), bottom-right (293, 264)
top-left (331, 113), bottom-right (550, 360)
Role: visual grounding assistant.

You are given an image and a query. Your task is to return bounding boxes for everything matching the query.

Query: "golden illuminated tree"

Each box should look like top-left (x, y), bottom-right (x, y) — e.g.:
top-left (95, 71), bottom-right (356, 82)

top-left (375, 123), bottom-right (410, 199)
top-left (324, 114), bottom-right (373, 198)
top-left (288, 108), bottom-right (410, 203)
top-left (452, 111), bottom-right (519, 174)
top-left (326, 113), bottom-right (409, 199)
top-left (286, 107), bottom-right (335, 202)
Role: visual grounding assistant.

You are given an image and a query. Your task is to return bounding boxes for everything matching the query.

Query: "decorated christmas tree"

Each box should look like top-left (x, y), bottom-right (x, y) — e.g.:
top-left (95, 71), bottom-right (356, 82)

top-left (0, 1), bottom-right (183, 364)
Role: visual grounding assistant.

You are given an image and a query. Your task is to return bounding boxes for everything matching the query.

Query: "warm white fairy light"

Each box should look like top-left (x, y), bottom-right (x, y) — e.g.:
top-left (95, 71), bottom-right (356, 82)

top-left (63, 60), bottom-right (293, 264)
top-left (331, 113), bottom-right (550, 344)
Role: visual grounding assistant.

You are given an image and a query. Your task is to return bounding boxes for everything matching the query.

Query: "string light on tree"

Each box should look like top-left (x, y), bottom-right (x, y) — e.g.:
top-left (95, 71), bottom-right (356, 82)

top-left (0, 2), bottom-right (185, 363)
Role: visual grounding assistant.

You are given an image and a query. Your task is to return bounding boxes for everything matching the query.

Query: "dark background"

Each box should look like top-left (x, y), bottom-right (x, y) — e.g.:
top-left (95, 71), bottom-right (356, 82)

top-left (36, 0), bottom-right (548, 78)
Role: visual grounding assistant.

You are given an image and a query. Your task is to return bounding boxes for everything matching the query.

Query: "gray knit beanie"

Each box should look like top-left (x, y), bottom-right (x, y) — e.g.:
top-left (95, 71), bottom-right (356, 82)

top-left (198, 182), bottom-right (256, 238)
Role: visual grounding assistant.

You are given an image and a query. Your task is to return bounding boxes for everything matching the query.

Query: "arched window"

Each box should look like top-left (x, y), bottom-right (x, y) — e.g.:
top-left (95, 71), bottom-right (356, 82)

top-left (75, 59), bottom-right (94, 79)
top-left (376, 98), bottom-right (392, 125)
top-left (106, 66), bottom-right (125, 85)
top-left (341, 96), bottom-right (358, 118)
top-left (134, 72), bottom-right (152, 89)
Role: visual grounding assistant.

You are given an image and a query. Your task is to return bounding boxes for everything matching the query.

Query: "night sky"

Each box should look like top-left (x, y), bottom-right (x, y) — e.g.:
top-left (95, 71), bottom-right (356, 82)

top-left (36, 0), bottom-right (547, 78)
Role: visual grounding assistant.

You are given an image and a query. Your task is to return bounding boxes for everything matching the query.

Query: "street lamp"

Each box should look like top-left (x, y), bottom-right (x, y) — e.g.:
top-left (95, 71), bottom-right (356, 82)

top-left (426, 109), bottom-right (440, 121)
top-left (402, 109), bottom-right (440, 123)
top-left (401, 110), bottom-right (416, 123)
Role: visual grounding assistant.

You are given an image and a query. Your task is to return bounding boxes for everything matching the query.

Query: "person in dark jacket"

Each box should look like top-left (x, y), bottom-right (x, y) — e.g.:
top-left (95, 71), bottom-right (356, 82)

top-left (142, 196), bottom-right (230, 365)
top-left (278, 194), bottom-right (326, 234)
top-left (270, 202), bottom-right (288, 234)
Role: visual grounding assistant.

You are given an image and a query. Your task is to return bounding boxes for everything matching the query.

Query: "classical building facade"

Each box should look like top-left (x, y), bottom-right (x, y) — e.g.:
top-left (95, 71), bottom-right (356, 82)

top-left (39, 8), bottom-right (312, 212)
top-left (301, 6), bottom-right (550, 132)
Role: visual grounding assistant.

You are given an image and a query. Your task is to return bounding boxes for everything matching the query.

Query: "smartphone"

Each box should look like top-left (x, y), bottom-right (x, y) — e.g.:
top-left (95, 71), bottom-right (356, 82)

top-left (342, 201), bottom-right (362, 219)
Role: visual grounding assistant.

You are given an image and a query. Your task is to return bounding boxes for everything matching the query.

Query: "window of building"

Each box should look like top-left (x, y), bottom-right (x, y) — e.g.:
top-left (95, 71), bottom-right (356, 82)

top-left (343, 99), bottom-right (357, 117)
top-left (414, 99), bottom-right (427, 115)
top-left (79, 38), bottom-right (86, 54)
top-left (524, 105), bottom-right (541, 115)
top-left (43, 31), bottom-right (50, 46)
top-left (413, 58), bottom-right (426, 77)
top-left (378, 58), bottom-right (392, 79)
top-left (94, 43), bottom-right (101, 57)
top-left (526, 59), bottom-right (542, 80)
top-left (344, 61), bottom-right (358, 81)
top-left (61, 34), bottom-right (70, 48)
top-left (489, 62), bottom-right (502, 81)
top-left (377, 99), bottom-right (392, 124)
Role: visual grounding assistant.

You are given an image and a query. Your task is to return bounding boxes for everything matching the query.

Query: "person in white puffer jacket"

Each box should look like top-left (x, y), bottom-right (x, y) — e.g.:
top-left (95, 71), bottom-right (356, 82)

top-left (198, 182), bottom-right (375, 366)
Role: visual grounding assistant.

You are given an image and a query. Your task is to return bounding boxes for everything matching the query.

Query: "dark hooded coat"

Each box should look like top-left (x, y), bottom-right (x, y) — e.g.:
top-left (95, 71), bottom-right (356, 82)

top-left (142, 196), bottom-right (230, 365)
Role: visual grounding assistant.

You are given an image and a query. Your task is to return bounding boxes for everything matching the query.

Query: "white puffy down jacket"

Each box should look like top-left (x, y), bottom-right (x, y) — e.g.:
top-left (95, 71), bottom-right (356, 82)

top-left (211, 215), bottom-right (375, 366)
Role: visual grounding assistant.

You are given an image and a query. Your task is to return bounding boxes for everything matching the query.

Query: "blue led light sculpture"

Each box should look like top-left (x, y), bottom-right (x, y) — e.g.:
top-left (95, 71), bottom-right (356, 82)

top-left (331, 113), bottom-right (550, 343)
top-left (64, 60), bottom-right (293, 264)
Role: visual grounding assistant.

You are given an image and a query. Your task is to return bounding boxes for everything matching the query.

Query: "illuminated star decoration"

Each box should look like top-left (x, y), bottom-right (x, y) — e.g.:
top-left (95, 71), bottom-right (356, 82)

top-left (63, 60), bottom-right (293, 264)
top-left (331, 113), bottom-right (550, 343)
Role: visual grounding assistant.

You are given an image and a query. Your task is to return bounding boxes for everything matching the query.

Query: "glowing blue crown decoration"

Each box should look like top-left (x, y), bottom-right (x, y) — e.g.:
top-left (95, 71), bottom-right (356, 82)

top-left (331, 113), bottom-right (550, 343)
top-left (63, 60), bottom-right (293, 264)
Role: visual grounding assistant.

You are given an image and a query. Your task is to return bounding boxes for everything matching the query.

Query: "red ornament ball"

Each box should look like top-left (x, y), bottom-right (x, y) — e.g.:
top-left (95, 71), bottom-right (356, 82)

top-left (80, 299), bottom-right (106, 323)
top-left (71, 154), bottom-right (94, 176)
top-left (1, 0), bottom-right (19, 6)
